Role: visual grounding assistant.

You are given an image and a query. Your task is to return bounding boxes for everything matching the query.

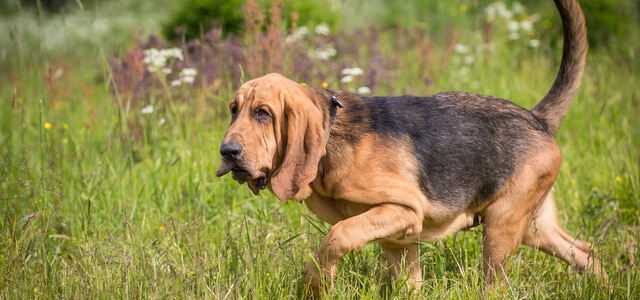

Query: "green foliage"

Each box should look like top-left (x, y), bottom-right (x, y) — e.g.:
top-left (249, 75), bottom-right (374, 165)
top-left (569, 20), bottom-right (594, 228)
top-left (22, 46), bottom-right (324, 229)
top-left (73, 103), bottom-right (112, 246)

top-left (161, 0), bottom-right (245, 41)
top-left (518, 0), bottom-right (639, 49)
top-left (276, 0), bottom-right (340, 29)
top-left (581, 0), bottom-right (638, 48)
top-left (161, 0), bottom-right (340, 41)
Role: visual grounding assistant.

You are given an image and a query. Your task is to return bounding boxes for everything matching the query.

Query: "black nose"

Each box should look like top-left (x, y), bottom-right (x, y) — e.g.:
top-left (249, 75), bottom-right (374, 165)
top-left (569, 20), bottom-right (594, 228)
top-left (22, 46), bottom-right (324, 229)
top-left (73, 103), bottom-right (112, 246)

top-left (220, 142), bottom-right (243, 161)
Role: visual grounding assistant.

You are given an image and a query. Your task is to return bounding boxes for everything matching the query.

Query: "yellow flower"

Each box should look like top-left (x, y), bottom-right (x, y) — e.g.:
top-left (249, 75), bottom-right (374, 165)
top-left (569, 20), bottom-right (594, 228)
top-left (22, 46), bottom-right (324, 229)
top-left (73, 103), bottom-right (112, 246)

top-left (322, 82), bottom-right (329, 89)
top-left (459, 3), bottom-right (468, 14)
top-left (62, 138), bottom-right (68, 144)
top-left (488, 290), bottom-right (495, 295)
top-left (616, 176), bottom-right (622, 183)
top-left (63, 124), bottom-right (69, 130)
top-left (300, 82), bottom-right (307, 86)
top-left (159, 225), bottom-right (165, 232)
top-left (44, 122), bottom-right (52, 130)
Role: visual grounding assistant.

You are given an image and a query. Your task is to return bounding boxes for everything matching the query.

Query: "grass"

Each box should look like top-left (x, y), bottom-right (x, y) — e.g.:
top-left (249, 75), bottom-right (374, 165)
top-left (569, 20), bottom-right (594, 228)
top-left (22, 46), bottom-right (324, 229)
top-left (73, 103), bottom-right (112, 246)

top-left (1, 0), bottom-right (638, 299)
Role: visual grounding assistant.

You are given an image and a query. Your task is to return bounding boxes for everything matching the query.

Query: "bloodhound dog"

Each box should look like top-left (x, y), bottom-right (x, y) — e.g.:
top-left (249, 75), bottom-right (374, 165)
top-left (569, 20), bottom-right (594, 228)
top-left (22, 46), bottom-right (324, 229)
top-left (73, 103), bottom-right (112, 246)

top-left (217, 0), bottom-right (607, 296)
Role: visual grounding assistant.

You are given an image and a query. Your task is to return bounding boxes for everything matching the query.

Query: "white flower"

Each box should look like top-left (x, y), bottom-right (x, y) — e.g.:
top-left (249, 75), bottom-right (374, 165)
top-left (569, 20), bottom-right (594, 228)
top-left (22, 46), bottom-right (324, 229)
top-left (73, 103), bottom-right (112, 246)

top-left (313, 47), bottom-right (337, 60)
top-left (512, 2), bottom-right (525, 14)
top-left (171, 68), bottom-right (197, 86)
top-left (285, 26), bottom-right (309, 43)
top-left (315, 23), bottom-right (330, 35)
top-left (341, 75), bottom-right (354, 83)
top-left (497, 5), bottom-right (513, 19)
top-left (463, 55), bottom-right (475, 64)
top-left (143, 47), bottom-right (184, 73)
top-left (158, 118), bottom-right (166, 125)
top-left (507, 21), bottom-right (519, 33)
top-left (454, 44), bottom-right (470, 54)
top-left (357, 86), bottom-right (371, 95)
top-left (181, 68), bottom-right (197, 77)
top-left (161, 47), bottom-right (184, 61)
top-left (508, 32), bottom-right (520, 40)
top-left (485, 2), bottom-right (512, 21)
top-left (528, 39), bottom-right (540, 48)
top-left (182, 76), bottom-right (195, 84)
top-left (520, 20), bottom-right (533, 33)
top-left (141, 104), bottom-right (154, 114)
top-left (179, 68), bottom-right (197, 84)
top-left (341, 67), bottom-right (364, 76)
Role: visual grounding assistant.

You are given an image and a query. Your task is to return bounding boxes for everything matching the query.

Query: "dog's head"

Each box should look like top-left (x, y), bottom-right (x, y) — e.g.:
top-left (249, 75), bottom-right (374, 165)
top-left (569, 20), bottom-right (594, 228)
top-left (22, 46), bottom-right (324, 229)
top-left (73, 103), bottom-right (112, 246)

top-left (216, 73), bottom-right (329, 200)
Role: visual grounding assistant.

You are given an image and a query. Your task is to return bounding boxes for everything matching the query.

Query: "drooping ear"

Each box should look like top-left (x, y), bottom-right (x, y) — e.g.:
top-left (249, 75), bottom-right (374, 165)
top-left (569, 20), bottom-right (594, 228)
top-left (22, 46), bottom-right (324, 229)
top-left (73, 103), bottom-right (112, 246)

top-left (269, 91), bottom-right (327, 200)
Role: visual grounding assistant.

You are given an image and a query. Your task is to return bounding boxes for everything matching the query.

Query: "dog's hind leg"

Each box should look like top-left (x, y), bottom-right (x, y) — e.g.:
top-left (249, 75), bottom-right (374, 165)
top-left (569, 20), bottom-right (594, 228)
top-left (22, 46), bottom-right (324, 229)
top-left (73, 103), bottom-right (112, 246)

top-left (479, 145), bottom-right (562, 291)
top-left (522, 191), bottom-right (609, 282)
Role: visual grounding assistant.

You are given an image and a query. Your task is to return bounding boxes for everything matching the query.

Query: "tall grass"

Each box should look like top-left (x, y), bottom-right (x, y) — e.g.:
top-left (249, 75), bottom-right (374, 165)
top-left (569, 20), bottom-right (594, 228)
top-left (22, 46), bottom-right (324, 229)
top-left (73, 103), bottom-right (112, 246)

top-left (1, 0), bottom-right (638, 299)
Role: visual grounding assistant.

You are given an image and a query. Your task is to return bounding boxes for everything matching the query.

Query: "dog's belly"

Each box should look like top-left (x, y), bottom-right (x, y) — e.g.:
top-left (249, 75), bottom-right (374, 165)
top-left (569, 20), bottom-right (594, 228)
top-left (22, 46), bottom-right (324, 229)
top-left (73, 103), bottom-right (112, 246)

top-left (305, 194), bottom-right (478, 245)
top-left (380, 211), bottom-right (478, 245)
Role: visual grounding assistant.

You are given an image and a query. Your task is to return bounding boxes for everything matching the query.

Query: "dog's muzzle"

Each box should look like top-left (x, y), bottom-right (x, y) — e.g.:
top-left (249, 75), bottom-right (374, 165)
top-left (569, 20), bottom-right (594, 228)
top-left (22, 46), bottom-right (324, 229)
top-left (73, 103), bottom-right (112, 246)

top-left (216, 142), bottom-right (268, 195)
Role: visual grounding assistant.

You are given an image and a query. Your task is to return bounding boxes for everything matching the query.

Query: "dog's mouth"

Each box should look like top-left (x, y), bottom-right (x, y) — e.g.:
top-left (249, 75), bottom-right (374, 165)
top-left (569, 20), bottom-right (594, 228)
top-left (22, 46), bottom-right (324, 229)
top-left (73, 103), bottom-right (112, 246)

top-left (216, 160), bottom-right (268, 195)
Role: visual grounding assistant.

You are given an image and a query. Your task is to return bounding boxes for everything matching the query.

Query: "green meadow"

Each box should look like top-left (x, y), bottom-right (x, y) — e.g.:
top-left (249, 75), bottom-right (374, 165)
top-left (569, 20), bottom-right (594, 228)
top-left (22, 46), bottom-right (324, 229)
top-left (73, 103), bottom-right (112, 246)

top-left (1, 0), bottom-right (638, 298)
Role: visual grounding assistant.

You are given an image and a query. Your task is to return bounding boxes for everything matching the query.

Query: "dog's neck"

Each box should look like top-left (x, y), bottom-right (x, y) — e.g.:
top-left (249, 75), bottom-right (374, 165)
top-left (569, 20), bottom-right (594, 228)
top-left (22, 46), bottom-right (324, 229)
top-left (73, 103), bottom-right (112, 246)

top-left (324, 95), bottom-right (344, 146)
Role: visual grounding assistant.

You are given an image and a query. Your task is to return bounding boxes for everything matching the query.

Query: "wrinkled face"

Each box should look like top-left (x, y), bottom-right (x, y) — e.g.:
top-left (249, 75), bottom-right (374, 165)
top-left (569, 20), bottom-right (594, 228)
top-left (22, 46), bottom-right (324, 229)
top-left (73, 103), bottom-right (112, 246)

top-left (216, 76), bottom-right (286, 195)
top-left (217, 73), bottom-right (329, 200)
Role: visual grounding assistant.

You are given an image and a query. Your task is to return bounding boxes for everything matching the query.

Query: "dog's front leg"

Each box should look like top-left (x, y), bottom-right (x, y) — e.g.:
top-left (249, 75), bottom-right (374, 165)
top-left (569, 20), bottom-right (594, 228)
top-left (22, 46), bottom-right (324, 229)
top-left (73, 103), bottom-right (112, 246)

top-left (304, 203), bottom-right (422, 298)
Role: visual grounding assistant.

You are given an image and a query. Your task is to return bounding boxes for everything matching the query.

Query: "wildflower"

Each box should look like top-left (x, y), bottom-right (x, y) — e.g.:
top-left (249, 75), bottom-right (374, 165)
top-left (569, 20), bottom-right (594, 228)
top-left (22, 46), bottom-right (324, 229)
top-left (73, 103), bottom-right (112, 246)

top-left (285, 26), bottom-right (309, 43)
top-left (141, 104), bottom-right (154, 114)
top-left (63, 124), bottom-right (69, 130)
top-left (159, 225), bottom-right (165, 232)
top-left (158, 118), bottom-right (166, 126)
top-left (62, 138), bottom-right (68, 144)
top-left (528, 39), bottom-right (540, 48)
top-left (508, 32), bottom-right (520, 40)
top-left (616, 176), bottom-right (622, 183)
top-left (459, 3), bottom-right (469, 14)
top-left (520, 20), bottom-right (534, 34)
top-left (357, 86), bottom-right (371, 95)
top-left (341, 67), bottom-right (364, 76)
top-left (485, 2), bottom-right (512, 21)
top-left (314, 47), bottom-right (337, 60)
top-left (512, 2), bottom-right (525, 14)
top-left (44, 122), bottom-right (52, 130)
top-left (507, 21), bottom-right (519, 33)
top-left (463, 55), bottom-right (475, 64)
top-left (143, 47), bottom-right (184, 73)
top-left (341, 67), bottom-right (365, 86)
top-left (322, 82), bottom-right (329, 89)
top-left (180, 68), bottom-right (197, 84)
top-left (341, 75), bottom-right (354, 83)
top-left (300, 82), bottom-right (307, 87)
top-left (171, 68), bottom-right (198, 87)
top-left (315, 23), bottom-right (330, 35)
top-left (454, 44), bottom-right (470, 54)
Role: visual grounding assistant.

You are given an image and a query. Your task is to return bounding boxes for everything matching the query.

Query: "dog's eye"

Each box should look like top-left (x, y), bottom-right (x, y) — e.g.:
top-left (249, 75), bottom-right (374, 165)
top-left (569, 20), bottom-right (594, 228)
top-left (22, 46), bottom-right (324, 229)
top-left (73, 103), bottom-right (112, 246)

top-left (230, 106), bottom-right (238, 121)
top-left (254, 108), bottom-right (271, 122)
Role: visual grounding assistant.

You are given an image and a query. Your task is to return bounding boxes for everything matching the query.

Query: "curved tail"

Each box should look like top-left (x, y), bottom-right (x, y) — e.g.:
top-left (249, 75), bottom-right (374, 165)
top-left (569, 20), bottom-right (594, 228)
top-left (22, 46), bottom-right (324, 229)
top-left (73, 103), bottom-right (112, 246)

top-left (531, 0), bottom-right (588, 134)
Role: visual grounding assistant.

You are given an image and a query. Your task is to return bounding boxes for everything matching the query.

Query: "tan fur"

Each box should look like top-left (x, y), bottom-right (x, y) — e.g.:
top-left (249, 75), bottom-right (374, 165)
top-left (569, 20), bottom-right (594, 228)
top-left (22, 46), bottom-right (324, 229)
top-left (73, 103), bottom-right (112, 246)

top-left (216, 0), bottom-right (607, 297)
